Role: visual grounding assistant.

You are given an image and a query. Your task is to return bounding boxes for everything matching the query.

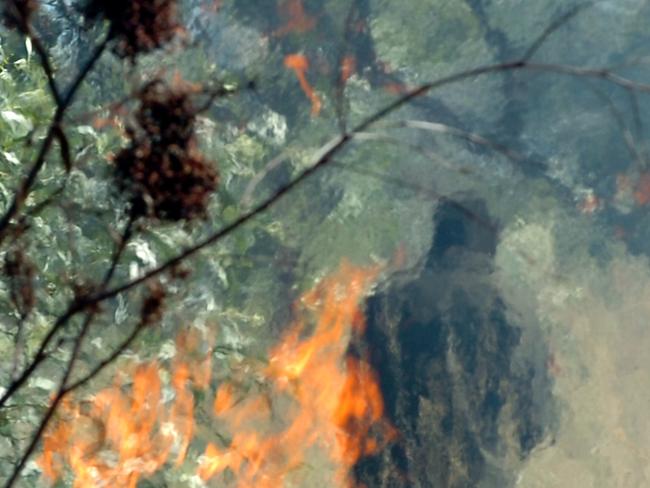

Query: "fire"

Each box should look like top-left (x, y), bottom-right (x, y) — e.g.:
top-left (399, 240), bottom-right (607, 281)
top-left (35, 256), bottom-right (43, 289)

top-left (38, 329), bottom-right (213, 487)
top-left (199, 261), bottom-right (393, 487)
top-left (340, 55), bottom-right (356, 84)
top-left (38, 262), bottom-right (393, 487)
top-left (284, 53), bottom-right (322, 116)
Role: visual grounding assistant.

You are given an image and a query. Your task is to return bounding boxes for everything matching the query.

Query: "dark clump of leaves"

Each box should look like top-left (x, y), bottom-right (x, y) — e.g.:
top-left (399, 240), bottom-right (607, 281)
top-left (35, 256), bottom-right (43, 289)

top-left (2, 0), bottom-right (38, 32)
top-left (114, 81), bottom-right (218, 221)
top-left (84, 0), bottom-right (182, 60)
top-left (140, 281), bottom-right (166, 326)
top-left (135, 80), bottom-right (196, 147)
top-left (4, 249), bottom-right (35, 318)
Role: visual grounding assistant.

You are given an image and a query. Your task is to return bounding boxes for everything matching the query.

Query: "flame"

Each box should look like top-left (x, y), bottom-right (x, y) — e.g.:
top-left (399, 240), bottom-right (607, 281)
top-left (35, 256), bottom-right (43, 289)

top-left (284, 54), bottom-right (322, 116)
top-left (38, 328), bottom-right (213, 487)
top-left (38, 262), bottom-right (393, 487)
top-left (199, 261), bottom-right (394, 487)
top-left (340, 55), bottom-right (356, 84)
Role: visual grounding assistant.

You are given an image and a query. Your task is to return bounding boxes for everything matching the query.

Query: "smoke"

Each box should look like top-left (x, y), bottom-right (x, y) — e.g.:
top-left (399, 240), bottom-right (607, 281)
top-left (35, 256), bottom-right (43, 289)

top-left (496, 210), bottom-right (650, 487)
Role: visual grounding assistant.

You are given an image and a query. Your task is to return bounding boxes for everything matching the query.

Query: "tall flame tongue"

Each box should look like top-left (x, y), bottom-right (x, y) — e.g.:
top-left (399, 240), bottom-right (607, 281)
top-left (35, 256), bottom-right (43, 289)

top-left (39, 262), bottom-right (393, 487)
top-left (199, 261), bottom-right (393, 487)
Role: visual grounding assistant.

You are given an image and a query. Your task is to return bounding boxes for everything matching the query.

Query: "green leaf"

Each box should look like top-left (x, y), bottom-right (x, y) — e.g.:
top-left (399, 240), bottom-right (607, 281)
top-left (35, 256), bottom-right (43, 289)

top-left (222, 205), bottom-right (239, 222)
top-left (0, 110), bottom-right (33, 138)
top-left (1, 151), bottom-right (20, 165)
top-left (76, 125), bottom-right (97, 138)
top-left (24, 37), bottom-right (32, 61)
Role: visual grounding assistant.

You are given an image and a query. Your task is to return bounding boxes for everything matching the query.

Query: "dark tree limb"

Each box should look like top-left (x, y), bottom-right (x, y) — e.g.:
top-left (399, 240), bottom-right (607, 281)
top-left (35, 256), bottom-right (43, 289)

top-left (0, 211), bottom-right (132, 411)
top-left (27, 34), bottom-right (62, 106)
top-left (4, 6), bottom-right (650, 483)
top-left (3, 213), bottom-right (134, 487)
top-left (5, 54), bottom-right (650, 424)
top-left (0, 33), bottom-right (111, 244)
top-left (86, 56), bottom-right (650, 307)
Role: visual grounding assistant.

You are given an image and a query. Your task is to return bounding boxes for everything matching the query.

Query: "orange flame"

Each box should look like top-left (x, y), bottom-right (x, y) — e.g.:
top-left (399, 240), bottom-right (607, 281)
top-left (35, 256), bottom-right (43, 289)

top-left (38, 329), bottom-right (213, 487)
top-left (199, 261), bottom-right (394, 487)
top-left (38, 263), bottom-right (393, 487)
top-left (340, 55), bottom-right (356, 84)
top-left (284, 54), bottom-right (322, 116)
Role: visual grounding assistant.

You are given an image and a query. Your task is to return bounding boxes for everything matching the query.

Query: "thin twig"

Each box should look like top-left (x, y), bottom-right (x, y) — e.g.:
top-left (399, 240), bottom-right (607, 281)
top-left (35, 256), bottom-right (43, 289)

top-left (386, 119), bottom-right (525, 162)
top-left (240, 150), bottom-right (292, 208)
top-left (0, 212), bottom-right (132, 411)
top-left (195, 82), bottom-right (249, 115)
top-left (351, 131), bottom-right (476, 175)
top-left (333, 0), bottom-right (360, 133)
top-left (330, 161), bottom-right (498, 233)
top-left (62, 320), bottom-right (146, 395)
top-left (4, 312), bottom-right (91, 487)
top-left (4, 214), bottom-right (134, 487)
top-left (587, 83), bottom-right (643, 167)
top-left (28, 34), bottom-right (62, 106)
top-left (3, 8), bottom-right (646, 477)
top-left (625, 87), bottom-right (648, 167)
top-left (87, 57), bottom-right (650, 307)
top-left (5, 55), bottom-right (648, 418)
top-left (0, 34), bottom-right (111, 244)
top-left (521, 2), bottom-right (595, 62)
top-left (525, 62), bottom-right (650, 92)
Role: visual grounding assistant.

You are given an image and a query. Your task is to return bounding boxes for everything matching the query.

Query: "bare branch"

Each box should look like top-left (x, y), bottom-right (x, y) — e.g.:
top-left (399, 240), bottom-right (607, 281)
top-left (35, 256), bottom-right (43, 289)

top-left (385, 119), bottom-right (525, 162)
top-left (63, 320), bottom-right (146, 396)
top-left (3, 214), bottom-right (135, 486)
top-left (0, 212), bottom-right (133, 411)
top-left (586, 83), bottom-right (643, 167)
top-left (521, 2), bottom-right (595, 62)
top-left (4, 51), bottom-right (646, 420)
top-left (524, 62), bottom-right (650, 92)
top-left (4, 311), bottom-right (91, 488)
top-left (333, 0), bottom-right (361, 133)
top-left (84, 56), bottom-right (650, 310)
top-left (0, 34), bottom-right (111, 243)
top-left (194, 81), bottom-right (250, 115)
top-left (28, 34), bottom-right (62, 106)
top-left (625, 87), bottom-right (648, 167)
top-left (240, 150), bottom-right (292, 208)
top-left (351, 131), bottom-right (476, 175)
top-left (330, 161), bottom-right (498, 233)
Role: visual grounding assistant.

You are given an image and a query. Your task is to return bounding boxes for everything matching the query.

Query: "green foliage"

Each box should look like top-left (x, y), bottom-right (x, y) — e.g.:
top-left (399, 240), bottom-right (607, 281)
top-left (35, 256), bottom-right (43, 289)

top-left (371, 0), bottom-right (484, 72)
top-left (3, 1), bottom-right (649, 486)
